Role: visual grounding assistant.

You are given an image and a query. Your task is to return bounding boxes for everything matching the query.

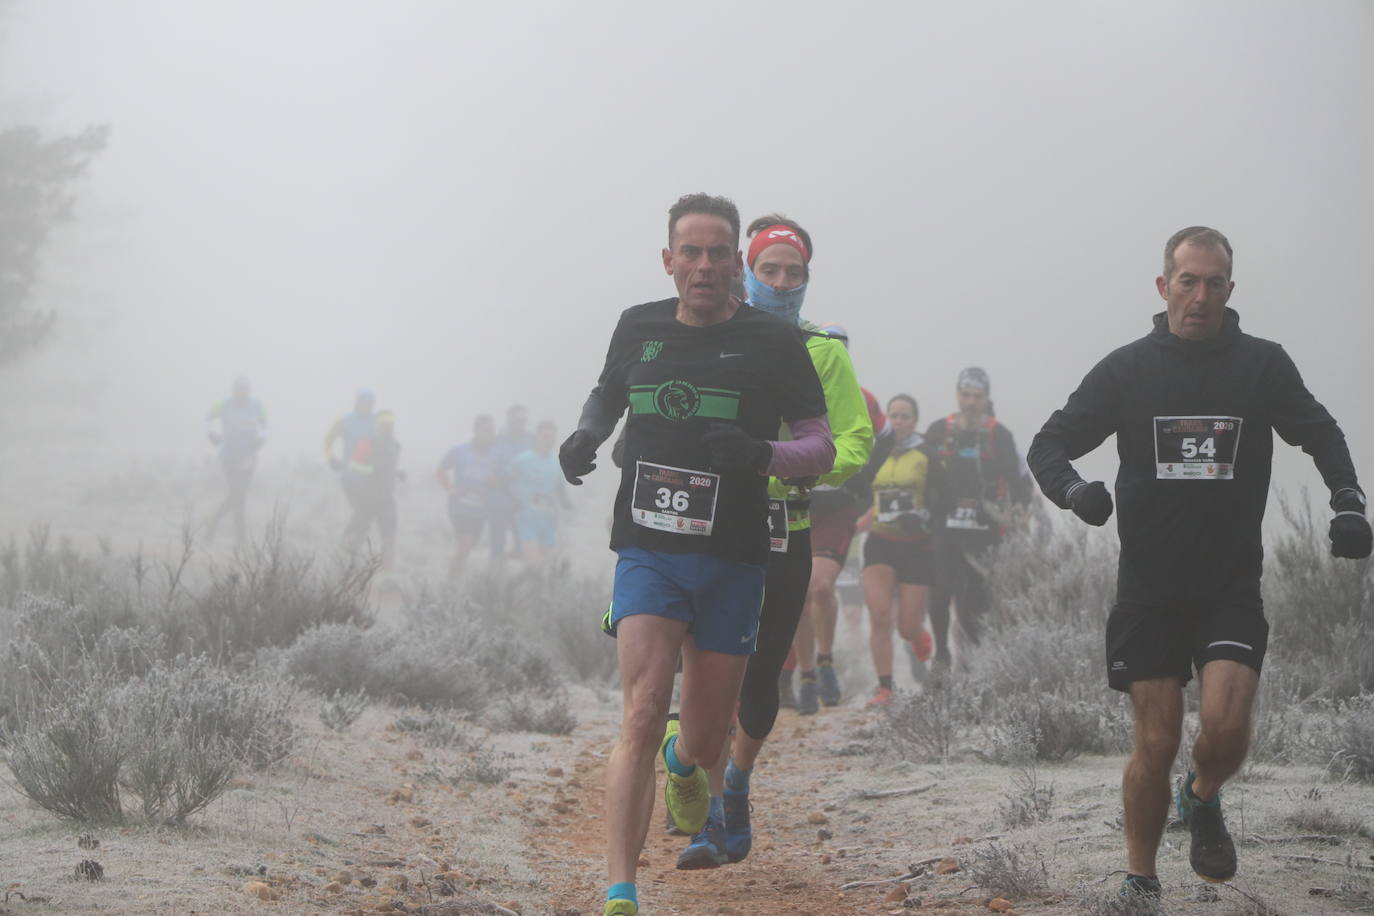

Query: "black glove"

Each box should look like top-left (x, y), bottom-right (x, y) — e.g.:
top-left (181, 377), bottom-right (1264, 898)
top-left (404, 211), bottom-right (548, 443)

top-left (781, 476), bottom-right (818, 489)
top-left (702, 423), bottom-right (773, 473)
top-left (1330, 489), bottom-right (1372, 559)
top-left (558, 430), bottom-right (598, 485)
top-left (1067, 480), bottom-right (1113, 527)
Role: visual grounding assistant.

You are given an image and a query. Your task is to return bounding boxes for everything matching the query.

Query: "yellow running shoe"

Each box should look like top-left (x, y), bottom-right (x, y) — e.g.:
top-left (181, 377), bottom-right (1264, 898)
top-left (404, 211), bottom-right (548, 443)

top-left (660, 715), bottom-right (709, 834)
top-left (604, 899), bottom-right (638, 916)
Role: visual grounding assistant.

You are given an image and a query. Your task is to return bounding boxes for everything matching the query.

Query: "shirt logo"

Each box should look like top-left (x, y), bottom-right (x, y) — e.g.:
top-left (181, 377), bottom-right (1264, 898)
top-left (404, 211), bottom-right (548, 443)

top-left (641, 340), bottom-right (663, 362)
top-left (653, 380), bottom-right (701, 421)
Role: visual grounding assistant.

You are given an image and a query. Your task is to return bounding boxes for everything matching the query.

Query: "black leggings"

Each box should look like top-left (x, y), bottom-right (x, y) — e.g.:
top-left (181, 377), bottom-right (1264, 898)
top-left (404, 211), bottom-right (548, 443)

top-left (928, 530), bottom-right (996, 664)
top-left (738, 528), bottom-right (811, 741)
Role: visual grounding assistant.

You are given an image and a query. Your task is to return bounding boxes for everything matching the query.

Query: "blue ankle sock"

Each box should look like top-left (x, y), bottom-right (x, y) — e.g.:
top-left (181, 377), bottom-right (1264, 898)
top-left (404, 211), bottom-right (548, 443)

top-left (708, 795), bottom-right (724, 823)
top-left (607, 882), bottom-right (637, 904)
top-left (724, 759), bottom-right (750, 793)
top-left (663, 735), bottom-right (694, 777)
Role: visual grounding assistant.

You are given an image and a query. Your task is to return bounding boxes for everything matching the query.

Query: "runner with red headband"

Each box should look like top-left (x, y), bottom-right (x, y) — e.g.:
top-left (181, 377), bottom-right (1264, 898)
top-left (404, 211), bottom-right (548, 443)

top-left (671, 213), bottom-right (874, 870)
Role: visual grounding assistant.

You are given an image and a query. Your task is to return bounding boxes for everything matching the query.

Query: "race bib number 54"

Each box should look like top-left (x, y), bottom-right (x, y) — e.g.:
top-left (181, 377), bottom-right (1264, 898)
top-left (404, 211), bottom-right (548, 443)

top-left (1154, 416), bottom-right (1242, 479)
top-left (632, 461), bottom-right (719, 535)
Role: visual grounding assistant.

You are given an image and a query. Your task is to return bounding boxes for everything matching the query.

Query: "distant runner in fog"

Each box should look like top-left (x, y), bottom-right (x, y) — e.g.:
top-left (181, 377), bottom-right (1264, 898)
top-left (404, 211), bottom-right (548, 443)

top-left (436, 414), bottom-right (501, 571)
top-left (323, 388), bottom-right (378, 532)
top-left (924, 367), bottom-right (1030, 668)
top-left (1027, 226), bottom-right (1372, 902)
top-left (204, 376), bottom-right (267, 543)
top-left (507, 419), bottom-right (569, 567)
top-left (492, 403), bottom-right (533, 562)
top-left (847, 393), bottom-right (934, 707)
top-left (340, 409), bottom-right (404, 567)
top-left (558, 193), bottom-right (834, 916)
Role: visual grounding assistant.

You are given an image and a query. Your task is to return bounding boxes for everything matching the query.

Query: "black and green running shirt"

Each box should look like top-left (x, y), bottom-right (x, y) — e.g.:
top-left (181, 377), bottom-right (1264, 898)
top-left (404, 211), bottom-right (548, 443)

top-left (577, 299), bottom-right (828, 567)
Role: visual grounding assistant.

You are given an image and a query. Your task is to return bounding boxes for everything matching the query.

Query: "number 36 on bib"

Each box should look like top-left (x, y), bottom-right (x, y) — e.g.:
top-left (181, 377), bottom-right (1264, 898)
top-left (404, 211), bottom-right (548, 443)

top-left (1154, 416), bottom-right (1243, 480)
top-left (631, 460), bottom-right (720, 535)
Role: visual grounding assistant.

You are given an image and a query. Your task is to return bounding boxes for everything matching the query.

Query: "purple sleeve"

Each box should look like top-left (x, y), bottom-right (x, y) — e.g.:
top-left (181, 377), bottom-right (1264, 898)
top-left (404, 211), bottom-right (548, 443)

top-left (766, 415), bottom-right (836, 478)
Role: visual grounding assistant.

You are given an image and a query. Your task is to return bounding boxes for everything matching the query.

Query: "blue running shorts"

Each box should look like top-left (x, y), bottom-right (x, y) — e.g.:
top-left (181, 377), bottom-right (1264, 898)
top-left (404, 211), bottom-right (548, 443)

top-left (610, 547), bottom-right (766, 655)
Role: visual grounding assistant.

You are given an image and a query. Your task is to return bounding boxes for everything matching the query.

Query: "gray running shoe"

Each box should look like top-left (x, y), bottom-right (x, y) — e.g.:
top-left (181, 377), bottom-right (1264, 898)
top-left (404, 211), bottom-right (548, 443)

top-left (816, 663), bottom-right (842, 706)
top-left (797, 676), bottom-right (819, 716)
top-left (777, 670), bottom-right (797, 710)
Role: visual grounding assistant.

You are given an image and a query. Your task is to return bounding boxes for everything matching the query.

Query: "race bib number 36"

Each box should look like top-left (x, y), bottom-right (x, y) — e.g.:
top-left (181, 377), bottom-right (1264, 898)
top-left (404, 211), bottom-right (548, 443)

top-left (632, 461), bottom-right (719, 535)
top-left (1154, 416), bottom-right (1242, 480)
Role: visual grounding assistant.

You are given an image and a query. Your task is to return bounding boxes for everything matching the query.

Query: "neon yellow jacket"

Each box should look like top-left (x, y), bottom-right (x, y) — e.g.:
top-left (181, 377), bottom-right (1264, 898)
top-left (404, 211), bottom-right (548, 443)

top-left (769, 324), bottom-right (873, 532)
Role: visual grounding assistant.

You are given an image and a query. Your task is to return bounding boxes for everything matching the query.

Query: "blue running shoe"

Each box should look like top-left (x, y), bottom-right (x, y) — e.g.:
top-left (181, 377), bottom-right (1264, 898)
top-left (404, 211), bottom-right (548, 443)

top-left (676, 813), bottom-right (727, 870)
top-left (722, 787), bottom-right (751, 863)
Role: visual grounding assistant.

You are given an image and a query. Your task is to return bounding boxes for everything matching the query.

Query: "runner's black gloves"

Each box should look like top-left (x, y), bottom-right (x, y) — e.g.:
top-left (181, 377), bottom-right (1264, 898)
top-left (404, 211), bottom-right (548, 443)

top-left (1330, 489), bottom-right (1372, 559)
top-left (1066, 480), bottom-right (1113, 526)
top-left (559, 430), bottom-right (598, 485)
top-left (703, 423), bottom-right (773, 474)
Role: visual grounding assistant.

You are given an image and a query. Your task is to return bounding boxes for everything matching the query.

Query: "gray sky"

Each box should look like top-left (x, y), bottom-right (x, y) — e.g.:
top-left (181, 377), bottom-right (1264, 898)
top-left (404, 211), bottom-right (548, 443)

top-left (4, 0), bottom-right (1372, 494)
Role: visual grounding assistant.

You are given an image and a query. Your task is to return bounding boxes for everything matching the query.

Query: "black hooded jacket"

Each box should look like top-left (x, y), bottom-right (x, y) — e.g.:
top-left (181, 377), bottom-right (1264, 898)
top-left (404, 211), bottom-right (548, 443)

top-left (1027, 309), bottom-right (1360, 604)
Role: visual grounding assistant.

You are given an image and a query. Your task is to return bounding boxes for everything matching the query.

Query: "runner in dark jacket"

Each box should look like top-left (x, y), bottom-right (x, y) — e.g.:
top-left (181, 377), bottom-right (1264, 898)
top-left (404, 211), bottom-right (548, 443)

top-left (1027, 226), bottom-right (1371, 902)
top-left (923, 367), bottom-right (1030, 666)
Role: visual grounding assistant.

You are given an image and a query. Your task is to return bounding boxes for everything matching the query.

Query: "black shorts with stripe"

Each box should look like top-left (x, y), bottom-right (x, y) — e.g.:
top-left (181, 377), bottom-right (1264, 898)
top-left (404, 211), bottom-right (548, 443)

top-left (1105, 578), bottom-right (1268, 692)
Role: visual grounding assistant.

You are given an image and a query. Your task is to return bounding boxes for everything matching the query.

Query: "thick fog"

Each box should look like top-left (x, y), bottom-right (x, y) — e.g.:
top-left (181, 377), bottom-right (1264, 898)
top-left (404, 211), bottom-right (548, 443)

top-left (3, 1), bottom-right (1372, 539)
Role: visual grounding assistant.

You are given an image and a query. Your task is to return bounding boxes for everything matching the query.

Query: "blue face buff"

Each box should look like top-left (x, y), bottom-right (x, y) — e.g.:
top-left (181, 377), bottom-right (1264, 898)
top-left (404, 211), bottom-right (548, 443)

top-left (744, 265), bottom-right (807, 325)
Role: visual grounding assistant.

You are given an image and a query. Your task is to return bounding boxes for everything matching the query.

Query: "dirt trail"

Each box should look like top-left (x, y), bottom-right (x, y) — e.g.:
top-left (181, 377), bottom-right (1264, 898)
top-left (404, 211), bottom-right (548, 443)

top-left (522, 704), bottom-right (1001, 916)
top-left (3, 685), bottom-right (1369, 915)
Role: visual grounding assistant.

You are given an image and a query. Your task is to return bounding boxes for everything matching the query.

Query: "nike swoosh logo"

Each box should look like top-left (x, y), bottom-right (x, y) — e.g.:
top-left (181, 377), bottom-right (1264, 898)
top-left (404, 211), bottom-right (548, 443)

top-left (740, 632), bottom-right (754, 643)
top-left (720, 352), bottom-right (743, 358)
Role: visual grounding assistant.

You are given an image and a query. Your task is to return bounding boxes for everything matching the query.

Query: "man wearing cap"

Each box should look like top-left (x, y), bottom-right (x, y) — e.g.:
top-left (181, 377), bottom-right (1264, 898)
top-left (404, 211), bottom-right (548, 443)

top-left (923, 367), bottom-right (1030, 668)
top-left (1026, 226), bottom-right (1371, 901)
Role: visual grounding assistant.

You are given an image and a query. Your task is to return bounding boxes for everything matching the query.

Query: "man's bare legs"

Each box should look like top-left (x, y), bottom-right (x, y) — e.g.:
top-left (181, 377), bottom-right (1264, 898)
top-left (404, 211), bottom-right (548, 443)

top-left (606, 615), bottom-right (747, 886)
top-left (1191, 660), bottom-right (1258, 800)
top-left (795, 555), bottom-right (843, 672)
top-left (1122, 661), bottom-right (1257, 878)
top-left (1124, 678), bottom-right (1183, 877)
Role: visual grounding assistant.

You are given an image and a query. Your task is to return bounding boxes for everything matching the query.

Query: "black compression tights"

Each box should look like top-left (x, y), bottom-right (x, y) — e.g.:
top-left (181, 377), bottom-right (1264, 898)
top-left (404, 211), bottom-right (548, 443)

top-left (737, 528), bottom-right (812, 741)
top-left (928, 533), bottom-right (995, 664)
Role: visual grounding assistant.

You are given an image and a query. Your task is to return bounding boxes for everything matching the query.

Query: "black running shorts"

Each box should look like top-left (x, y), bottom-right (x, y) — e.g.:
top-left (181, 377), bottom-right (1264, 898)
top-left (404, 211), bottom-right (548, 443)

top-left (862, 533), bottom-right (934, 586)
top-left (1105, 580), bottom-right (1268, 692)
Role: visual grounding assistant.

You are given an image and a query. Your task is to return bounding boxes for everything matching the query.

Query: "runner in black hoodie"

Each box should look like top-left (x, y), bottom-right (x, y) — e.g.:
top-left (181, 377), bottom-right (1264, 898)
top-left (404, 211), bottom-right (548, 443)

top-left (1027, 227), bottom-right (1371, 902)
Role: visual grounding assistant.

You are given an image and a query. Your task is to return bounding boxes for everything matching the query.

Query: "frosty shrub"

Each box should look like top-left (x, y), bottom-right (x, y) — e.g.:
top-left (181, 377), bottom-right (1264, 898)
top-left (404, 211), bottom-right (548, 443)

top-left (394, 711), bottom-right (479, 749)
top-left (3, 681), bottom-right (125, 823)
top-left (1310, 694), bottom-right (1374, 782)
top-left (0, 526), bottom-right (132, 611)
top-left (0, 594), bottom-right (164, 734)
top-left (175, 518), bottom-right (376, 660)
top-left (968, 842), bottom-right (1050, 898)
top-left (883, 678), bottom-right (973, 763)
top-left (1264, 493), bottom-right (1374, 699)
top-left (489, 694), bottom-right (578, 736)
top-left (443, 561), bottom-right (617, 683)
top-left (4, 657), bottom-right (294, 824)
top-left (284, 611), bottom-right (560, 712)
top-left (318, 689), bottom-right (369, 732)
top-left (977, 690), bottom-right (1127, 763)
